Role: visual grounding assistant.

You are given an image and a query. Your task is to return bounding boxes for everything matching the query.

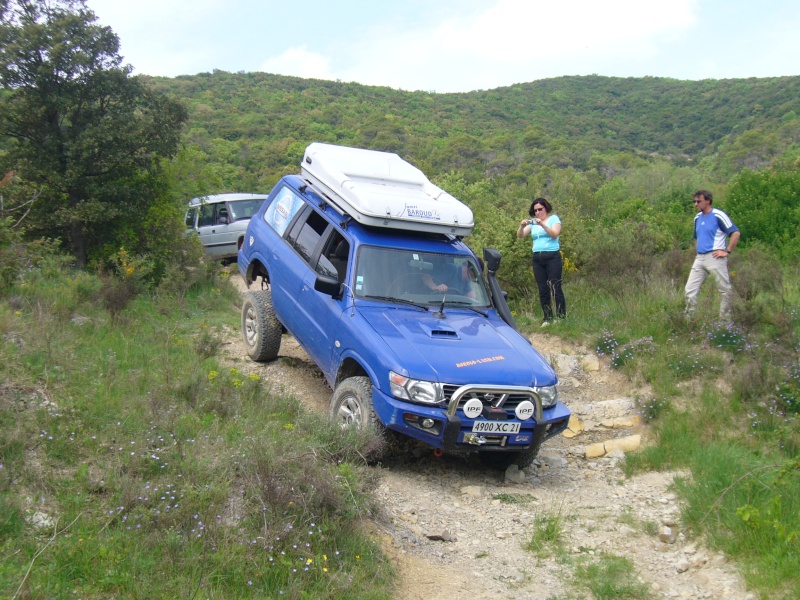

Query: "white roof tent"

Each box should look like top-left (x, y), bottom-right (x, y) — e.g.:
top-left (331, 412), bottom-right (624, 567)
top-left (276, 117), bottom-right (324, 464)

top-left (301, 143), bottom-right (474, 236)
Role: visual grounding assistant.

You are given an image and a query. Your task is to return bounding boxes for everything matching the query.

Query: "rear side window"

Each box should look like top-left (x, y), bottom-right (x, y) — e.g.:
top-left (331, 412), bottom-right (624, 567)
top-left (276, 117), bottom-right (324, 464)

top-left (198, 204), bottom-right (214, 227)
top-left (185, 208), bottom-right (197, 228)
top-left (263, 186), bottom-right (305, 236)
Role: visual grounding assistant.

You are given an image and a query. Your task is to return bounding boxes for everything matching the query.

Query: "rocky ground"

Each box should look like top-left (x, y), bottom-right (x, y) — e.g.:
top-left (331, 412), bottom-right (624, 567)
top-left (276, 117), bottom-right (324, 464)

top-left (224, 278), bottom-right (754, 600)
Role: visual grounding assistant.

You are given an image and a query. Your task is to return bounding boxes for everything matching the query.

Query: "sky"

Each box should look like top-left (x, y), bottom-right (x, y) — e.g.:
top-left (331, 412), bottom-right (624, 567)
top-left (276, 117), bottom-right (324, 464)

top-left (87, 0), bottom-right (800, 93)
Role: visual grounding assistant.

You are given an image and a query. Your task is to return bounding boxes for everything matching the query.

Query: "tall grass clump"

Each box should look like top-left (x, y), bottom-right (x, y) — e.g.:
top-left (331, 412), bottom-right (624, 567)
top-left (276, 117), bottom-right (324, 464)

top-left (524, 500), bottom-right (569, 558)
top-left (0, 254), bottom-right (393, 599)
top-left (573, 553), bottom-right (652, 600)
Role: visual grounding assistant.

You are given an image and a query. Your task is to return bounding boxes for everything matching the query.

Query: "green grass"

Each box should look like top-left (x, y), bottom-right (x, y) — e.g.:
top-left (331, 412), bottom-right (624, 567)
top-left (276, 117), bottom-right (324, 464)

top-left (573, 553), bottom-right (652, 600)
top-left (524, 501), bottom-right (568, 558)
top-left (493, 492), bottom-right (536, 505)
top-left (513, 253), bottom-right (800, 599)
top-left (3, 240), bottom-right (799, 598)
top-left (0, 265), bottom-right (393, 599)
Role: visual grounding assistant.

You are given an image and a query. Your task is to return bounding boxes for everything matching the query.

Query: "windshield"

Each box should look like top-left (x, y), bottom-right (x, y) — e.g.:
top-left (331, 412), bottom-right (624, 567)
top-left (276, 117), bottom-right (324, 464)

top-left (354, 246), bottom-right (490, 308)
top-left (227, 199), bottom-right (265, 221)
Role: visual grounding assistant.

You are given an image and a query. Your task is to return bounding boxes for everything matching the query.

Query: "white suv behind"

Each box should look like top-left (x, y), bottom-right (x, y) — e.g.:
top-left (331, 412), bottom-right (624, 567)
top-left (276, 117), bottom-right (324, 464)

top-left (185, 193), bottom-right (269, 261)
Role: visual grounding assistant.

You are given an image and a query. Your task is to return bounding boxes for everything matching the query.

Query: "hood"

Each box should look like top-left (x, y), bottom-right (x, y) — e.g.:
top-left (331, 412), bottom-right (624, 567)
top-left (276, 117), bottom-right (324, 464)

top-left (359, 307), bottom-right (557, 387)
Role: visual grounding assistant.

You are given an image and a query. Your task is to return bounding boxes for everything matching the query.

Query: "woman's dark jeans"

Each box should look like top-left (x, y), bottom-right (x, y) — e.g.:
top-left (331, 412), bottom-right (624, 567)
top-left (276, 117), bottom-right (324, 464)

top-left (531, 251), bottom-right (566, 321)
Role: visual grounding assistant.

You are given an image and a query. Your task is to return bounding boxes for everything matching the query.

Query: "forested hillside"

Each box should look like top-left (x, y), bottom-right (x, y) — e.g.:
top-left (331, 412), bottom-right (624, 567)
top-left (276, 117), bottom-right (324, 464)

top-left (148, 71), bottom-right (800, 192)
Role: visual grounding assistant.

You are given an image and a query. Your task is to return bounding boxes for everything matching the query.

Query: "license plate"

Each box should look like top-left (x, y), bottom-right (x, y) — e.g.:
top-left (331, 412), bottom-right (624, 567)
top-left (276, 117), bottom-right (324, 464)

top-left (471, 421), bottom-right (521, 434)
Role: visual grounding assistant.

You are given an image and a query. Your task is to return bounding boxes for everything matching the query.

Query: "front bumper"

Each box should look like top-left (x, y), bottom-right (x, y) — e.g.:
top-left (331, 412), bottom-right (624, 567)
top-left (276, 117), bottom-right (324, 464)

top-left (371, 384), bottom-right (571, 452)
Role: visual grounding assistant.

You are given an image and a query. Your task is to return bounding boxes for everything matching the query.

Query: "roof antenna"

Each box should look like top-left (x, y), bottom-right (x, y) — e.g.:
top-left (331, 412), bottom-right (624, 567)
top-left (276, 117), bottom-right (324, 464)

top-left (433, 294), bottom-right (447, 319)
top-left (341, 283), bottom-right (356, 317)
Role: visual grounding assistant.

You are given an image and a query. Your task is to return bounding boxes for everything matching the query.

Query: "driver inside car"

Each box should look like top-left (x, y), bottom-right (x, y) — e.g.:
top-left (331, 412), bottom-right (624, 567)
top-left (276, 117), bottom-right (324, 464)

top-left (423, 258), bottom-right (478, 299)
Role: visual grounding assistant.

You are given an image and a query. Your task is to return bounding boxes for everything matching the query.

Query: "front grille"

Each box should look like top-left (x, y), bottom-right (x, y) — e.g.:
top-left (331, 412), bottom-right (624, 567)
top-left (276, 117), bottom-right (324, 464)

top-left (443, 384), bottom-right (539, 419)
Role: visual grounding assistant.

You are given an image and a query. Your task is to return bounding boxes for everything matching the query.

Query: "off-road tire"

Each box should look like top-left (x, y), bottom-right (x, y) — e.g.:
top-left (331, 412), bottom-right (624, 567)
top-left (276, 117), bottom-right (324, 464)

top-left (330, 377), bottom-right (394, 462)
top-left (478, 424), bottom-right (546, 470)
top-left (241, 290), bottom-right (282, 362)
top-left (330, 376), bottom-right (379, 430)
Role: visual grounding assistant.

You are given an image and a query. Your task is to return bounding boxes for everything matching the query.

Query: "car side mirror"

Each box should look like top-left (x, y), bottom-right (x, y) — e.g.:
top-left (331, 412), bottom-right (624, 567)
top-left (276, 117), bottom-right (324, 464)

top-left (483, 247), bottom-right (501, 272)
top-left (314, 274), bottom-right (343, 299)
top-left (218, 216), bottom-right (229, 224)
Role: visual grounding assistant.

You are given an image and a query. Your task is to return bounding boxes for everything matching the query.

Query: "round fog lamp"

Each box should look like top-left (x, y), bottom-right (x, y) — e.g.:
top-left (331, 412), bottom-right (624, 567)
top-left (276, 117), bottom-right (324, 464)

top-left (515, 400), bottom-right (535, 420)
top-left (422, 418), bottom-right (435, 429)
top-left (463, 398), bottom-right (483, 419)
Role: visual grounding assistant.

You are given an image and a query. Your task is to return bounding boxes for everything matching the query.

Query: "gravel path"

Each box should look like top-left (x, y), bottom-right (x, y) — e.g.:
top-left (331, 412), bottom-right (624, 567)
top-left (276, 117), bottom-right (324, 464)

top-left (225, 280), bottom-right (753, 599)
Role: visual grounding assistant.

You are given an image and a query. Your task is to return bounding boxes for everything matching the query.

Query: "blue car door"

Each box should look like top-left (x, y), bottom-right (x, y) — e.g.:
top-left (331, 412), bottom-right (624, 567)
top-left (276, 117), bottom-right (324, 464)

top-left (280, 209), bottom-right (349, 374)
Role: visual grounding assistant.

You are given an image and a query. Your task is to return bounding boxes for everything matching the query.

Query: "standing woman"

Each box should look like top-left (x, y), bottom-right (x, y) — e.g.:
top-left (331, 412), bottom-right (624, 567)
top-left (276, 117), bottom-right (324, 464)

top-left (516, 198), bottom-right (566, 325)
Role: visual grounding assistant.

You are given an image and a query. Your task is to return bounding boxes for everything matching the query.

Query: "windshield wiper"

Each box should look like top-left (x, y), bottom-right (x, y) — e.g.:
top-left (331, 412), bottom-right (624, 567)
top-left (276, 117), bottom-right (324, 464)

top-left (363, 295), bottom-right (429, 311)
top-left (442, 299), bottom-right (489, 317)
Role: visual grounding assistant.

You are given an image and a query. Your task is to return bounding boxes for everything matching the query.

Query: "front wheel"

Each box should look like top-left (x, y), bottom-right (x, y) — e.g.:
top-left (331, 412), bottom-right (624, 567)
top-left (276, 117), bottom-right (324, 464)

top-left (241, 290), bottom-right (282, 361)
top-left (330, 377), bottom-right (378, 431)
top-left (330, 377), bottom-right (392, 462)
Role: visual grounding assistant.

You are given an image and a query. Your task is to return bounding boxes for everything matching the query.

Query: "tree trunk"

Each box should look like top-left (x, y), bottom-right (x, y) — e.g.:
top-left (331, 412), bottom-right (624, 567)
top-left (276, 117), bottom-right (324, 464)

top-left (69, 190), bottom-right (87, 266)
top-left (71, 221), bottom-right (87, 267)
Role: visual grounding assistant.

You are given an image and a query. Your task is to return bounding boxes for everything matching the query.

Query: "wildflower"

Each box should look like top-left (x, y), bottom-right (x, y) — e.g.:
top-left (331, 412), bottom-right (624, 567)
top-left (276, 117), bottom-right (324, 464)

top-left (208, 370), bottom-right (219, 381)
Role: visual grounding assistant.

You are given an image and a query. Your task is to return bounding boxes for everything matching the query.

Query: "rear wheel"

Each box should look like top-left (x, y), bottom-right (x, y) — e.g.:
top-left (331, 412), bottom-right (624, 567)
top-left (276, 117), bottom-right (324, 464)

top-left (478, 426), bottom-right (546, 470)
top-left (241, 290), bottom-right (282, 361)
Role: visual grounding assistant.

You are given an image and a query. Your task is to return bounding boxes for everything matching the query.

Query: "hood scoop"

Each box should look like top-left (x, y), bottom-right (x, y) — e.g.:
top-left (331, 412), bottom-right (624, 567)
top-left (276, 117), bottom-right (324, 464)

top-left (419, 322), bottom-right (460, 340)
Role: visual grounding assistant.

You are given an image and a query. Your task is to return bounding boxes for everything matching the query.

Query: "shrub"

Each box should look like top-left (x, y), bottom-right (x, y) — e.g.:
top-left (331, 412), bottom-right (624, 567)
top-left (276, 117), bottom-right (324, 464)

top-left (705, 322), bottom-right (748, 353)
top-left (636, 396), bottom-right (671, 423)
top-left (580, 220), bottom-right (669, 293)
top-left (727, 168), bottom-right (800, 261)
top-left (0, 218), bottom-right (24, 289)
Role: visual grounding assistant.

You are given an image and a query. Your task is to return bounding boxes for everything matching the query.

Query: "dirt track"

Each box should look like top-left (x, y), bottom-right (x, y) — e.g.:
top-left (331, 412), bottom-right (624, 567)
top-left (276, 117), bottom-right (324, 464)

top-left (224, 277), bottom-right (752, 599)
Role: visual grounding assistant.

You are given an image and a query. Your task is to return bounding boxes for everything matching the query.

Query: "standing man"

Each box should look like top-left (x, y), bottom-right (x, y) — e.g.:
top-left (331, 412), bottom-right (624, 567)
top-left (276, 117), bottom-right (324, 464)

top-left (684, 190), bottom-right (740, 322)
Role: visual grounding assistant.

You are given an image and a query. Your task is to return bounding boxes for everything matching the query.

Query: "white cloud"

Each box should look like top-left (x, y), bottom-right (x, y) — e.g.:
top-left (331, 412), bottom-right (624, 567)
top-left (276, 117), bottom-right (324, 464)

top-left (83, 0), bottom-right (799, 90)
top-left (433, 0), bottom-right (697, 60)
top-left (260, 47), bottom-right (335, 81)
top-left (90, 0), bottom-right (219, 28)
top-left (89, 0), bottom-right (224, 75)
top-left (319, 0), bottom-right (700, 91)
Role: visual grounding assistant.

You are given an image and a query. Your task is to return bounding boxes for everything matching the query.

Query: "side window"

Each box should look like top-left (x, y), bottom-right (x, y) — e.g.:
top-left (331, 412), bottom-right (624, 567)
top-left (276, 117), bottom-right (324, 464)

top-left (263, 185), bottom-right (305, 236)
top-left (317, 231), bottom-right (349, 282)
top-left (293, 210), bottom-right (329, 263)
top-left (185, 208), bottom-right (197, 228)
top-left (198, 204), bottom-right (214, 227)
top-left (316, 254), bottom-right (338, 280)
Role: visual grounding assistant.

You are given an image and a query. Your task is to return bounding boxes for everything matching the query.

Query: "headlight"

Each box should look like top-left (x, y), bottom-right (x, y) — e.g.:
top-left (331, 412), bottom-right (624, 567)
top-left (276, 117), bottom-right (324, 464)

top-left (533, 385), bottom-right (559, 408)
top-left (389, 371), bottom-right (444, 406)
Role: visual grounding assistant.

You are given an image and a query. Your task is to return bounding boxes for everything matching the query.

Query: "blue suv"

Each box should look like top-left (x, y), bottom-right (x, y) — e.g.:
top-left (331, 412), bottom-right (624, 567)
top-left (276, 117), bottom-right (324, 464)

top-left (238, 163), bottom-right (570, 468)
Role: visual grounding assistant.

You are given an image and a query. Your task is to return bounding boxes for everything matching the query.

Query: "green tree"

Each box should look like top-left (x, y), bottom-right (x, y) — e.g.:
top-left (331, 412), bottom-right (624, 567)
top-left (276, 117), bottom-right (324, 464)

top-left (0, 0), bottom-right (187, 265)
